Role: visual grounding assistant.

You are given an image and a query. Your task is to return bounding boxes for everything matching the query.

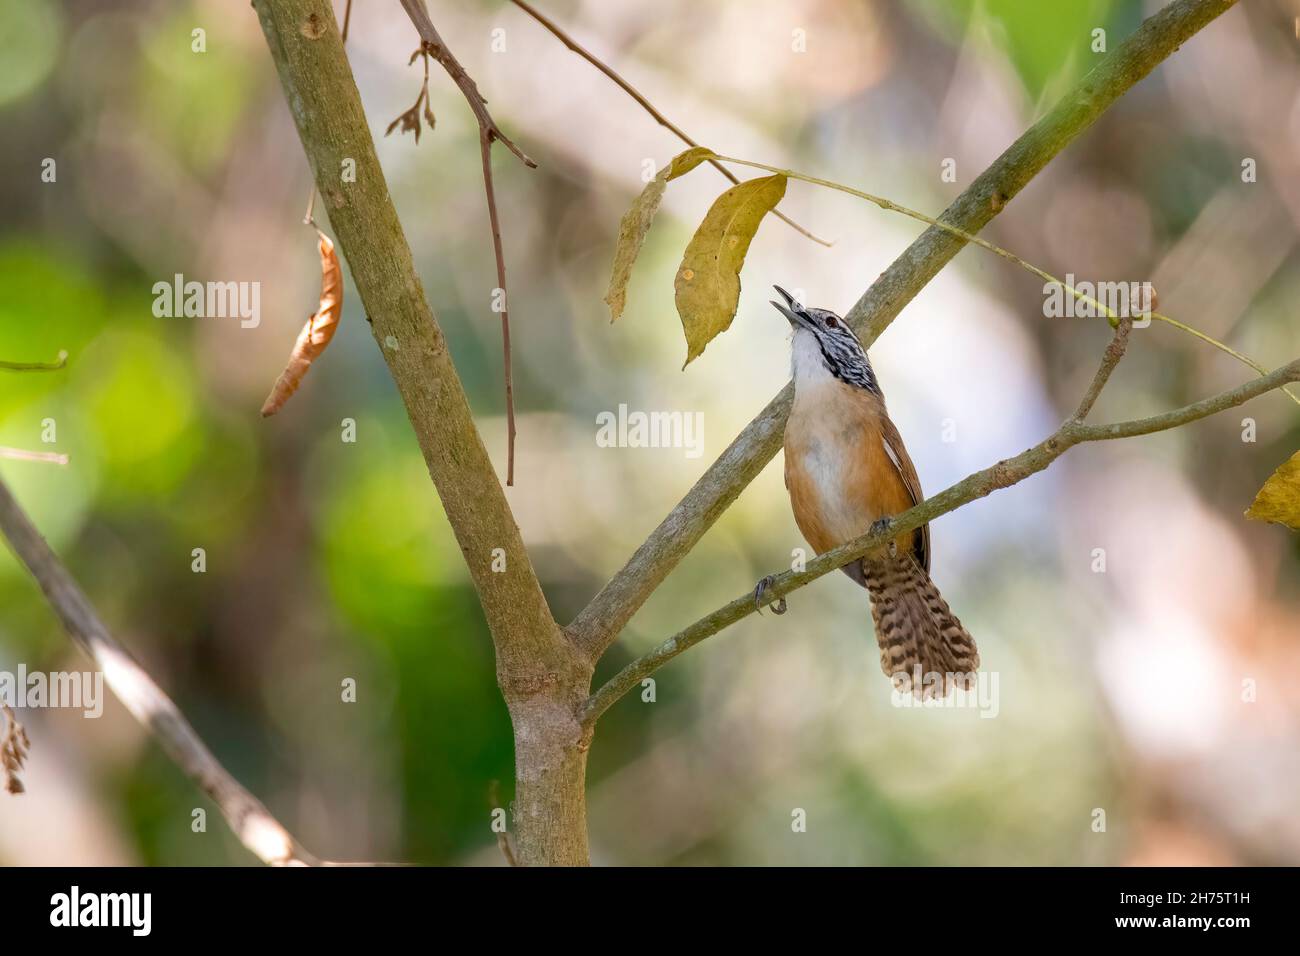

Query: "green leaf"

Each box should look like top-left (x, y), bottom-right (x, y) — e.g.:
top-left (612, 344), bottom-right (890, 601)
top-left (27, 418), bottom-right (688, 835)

top-left (674, 174), bottom-right (787, 366)
top-left (1245, 450), bottom-right (1300, 531)
top-left (604, 146), bottom-right (717, 323)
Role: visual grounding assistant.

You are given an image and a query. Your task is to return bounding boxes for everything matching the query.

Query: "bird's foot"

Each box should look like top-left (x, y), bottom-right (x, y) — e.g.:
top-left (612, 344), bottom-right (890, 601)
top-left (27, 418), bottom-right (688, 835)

top-left (753, 575), bottom-right (787, 615)
top-left (869, 517), bottom-right (898, 557)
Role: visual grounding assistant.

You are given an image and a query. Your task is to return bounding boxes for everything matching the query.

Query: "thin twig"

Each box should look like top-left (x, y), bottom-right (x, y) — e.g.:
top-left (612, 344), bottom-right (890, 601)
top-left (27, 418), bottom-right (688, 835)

top-left (488, 780), bottom-right (520, 867)
top-left (0, 447), bottom-right (69, 465)
top-left (479, 127), bottom-right (518, 485)
top-left (385, 44), bottom-right (437, 143)
top-left (398, 0), bottom-right (536, 168)
top-left (304, 0), bottom-right (353, 227)
top-left (399, 0), bottom-right (534, 485)
top-left (0, 351), bottom-right (67, 372)
top-left (505, 0), bottom-right (829, 248)
top-left (563, 0), bottom-right (1241, 658)
top-left (0, 476), bottom-right (320, 865)
top-left (582, 354), bottom-right (1300, 727)
top-left (1074, 317), bottom-right (1133, 420)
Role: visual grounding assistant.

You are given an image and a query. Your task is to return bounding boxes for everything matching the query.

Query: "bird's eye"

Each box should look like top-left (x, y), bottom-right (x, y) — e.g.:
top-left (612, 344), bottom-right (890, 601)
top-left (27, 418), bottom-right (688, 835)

top-left (824, 316), bottom-right (838, 328)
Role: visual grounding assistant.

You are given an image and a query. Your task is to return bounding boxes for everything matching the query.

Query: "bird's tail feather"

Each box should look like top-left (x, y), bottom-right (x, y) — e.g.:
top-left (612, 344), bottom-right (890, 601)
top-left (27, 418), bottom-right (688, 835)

top-left (863, 553), bottom-right (978, 697)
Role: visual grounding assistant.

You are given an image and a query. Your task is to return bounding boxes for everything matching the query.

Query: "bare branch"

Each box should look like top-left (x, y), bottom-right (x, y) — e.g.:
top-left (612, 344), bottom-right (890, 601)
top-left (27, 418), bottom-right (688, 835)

top-left (398, 0), bottom-right (535, 168)
top-left (258, 0), bottom-right (563, 667)
top-left (257, 0), bottom-right (590, 864)
top-left (478, 126), bottom-right (519, 486)
top-left (398, 0), bottom-right (534, 484)
top-left (583, 355), bottom-right (1300, 727)
top-left (505, 0), bottom-right (829, 247)
top-left (384, 46), bottom-right (436, 144)
top-left (0, 476), bottom-right (319, 864)
top-left (488, 780), bottom-right (520, 867)
top-left (565, 0), bottom-right (1240, 658)
top-left (304, 0), bottom-right (352, 227)
top-left (0, 448), bottom-right (68, 465)
top-left (1, 351), bottom-right (67, 372)
top-left (1073, 316), bottom-right (1134, 420)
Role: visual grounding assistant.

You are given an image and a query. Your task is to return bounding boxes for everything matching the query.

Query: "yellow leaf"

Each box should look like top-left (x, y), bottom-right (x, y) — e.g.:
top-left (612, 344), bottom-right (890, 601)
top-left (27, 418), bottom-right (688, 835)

top-left (674, 174), bottom-right (787, 366)
top-left (1245, 450), bottom-right (1300, 531)
top-left (604, 147), bottom-right (717, 323)
top-left (665, 146), bottom-right (715, 181)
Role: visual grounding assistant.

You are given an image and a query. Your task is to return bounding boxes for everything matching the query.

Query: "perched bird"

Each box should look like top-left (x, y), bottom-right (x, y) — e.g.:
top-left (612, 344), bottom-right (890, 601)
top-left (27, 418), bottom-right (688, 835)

top-left (765, 286), bottom-right (978, 695)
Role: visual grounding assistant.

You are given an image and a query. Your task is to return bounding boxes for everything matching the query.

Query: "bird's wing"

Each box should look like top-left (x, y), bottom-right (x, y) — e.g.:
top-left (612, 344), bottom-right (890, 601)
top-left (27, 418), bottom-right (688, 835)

top-left (878, 415), bottom-right (929, 573)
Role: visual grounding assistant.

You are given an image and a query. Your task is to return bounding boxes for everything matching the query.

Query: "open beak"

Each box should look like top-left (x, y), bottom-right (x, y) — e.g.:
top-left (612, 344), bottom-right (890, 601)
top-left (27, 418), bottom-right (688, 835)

top-left (771, 285), bottom-right (808, 328)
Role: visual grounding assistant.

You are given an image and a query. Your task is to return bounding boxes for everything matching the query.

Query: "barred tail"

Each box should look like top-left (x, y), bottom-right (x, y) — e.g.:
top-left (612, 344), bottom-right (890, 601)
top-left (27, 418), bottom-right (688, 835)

top-left (862, 553), bottom-right (979, 696)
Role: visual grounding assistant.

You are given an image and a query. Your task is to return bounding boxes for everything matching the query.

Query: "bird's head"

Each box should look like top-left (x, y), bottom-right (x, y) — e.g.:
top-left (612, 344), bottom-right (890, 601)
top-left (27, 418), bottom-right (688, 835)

top-left (771, 285), bottom-right (878, 394)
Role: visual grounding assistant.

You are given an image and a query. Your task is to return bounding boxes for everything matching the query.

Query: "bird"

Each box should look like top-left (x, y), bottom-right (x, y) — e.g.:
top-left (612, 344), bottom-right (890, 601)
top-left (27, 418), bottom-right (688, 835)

top-left (763, 285), bottom-right (978, 697)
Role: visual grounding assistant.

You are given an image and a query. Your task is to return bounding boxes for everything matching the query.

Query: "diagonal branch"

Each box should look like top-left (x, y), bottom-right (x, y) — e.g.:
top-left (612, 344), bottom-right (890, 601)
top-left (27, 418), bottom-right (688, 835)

top-left (1074, 316), bottom-right (1134, 420)
top-left (582, 353), bottom-right (1300, 727)
top-left (505, 0), bottom-right (830, 247)
top-left (255, 0), bottom-right (575, 681)
top-left (260, 0), bottom-right (590, 868)
top-left (398, 0), bottom-right (536, 486)
top-left (398, 0), bottom-right (536, 168)
top-left (0, 447), bottom-right (69, 465)
top-left (1, 351), bottom-right (67, 372)
top-left (565, 0), bottom-right (1239, 658)
top-left (0, 477), bottom-right (319, 865)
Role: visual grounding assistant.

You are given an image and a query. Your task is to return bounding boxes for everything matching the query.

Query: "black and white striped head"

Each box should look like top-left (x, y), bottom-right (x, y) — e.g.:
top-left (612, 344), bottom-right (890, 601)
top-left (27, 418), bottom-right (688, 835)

top-left (771, 285), bottom-right (879, 394)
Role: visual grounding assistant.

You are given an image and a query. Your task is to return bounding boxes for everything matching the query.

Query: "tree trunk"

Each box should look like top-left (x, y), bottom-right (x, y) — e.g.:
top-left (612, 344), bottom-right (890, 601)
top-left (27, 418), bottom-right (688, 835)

top-left (507, 689), bottom-right (592, 866)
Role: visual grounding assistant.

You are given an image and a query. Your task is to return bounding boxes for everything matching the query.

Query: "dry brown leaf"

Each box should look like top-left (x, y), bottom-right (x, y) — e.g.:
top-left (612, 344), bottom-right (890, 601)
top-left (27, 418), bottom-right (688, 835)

top-left (261, 230), bottom-right (344, 417)
top-left (2, 705), bottom-right (29, 795)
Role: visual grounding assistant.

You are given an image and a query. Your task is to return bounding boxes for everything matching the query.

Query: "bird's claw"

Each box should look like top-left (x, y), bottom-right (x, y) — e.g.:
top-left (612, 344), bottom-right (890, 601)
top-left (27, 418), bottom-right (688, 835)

top-left (753, 574), bottom-right (787, 615)
top-left (869, 517), bottom-right (899, 557)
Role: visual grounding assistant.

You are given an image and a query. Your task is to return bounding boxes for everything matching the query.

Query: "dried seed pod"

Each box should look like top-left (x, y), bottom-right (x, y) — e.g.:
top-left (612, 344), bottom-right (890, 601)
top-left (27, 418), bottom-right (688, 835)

top-left (261, 230), bottom-right (344, 417)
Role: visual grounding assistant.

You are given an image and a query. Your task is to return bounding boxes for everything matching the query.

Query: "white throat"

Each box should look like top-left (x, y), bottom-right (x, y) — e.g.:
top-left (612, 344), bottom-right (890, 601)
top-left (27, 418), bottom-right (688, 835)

top-left (790, 328), bottom-right (836, 393)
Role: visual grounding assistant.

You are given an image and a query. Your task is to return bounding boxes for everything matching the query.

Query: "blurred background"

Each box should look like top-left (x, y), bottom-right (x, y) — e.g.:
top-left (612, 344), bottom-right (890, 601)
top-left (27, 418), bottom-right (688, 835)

top-left (2, 0), bottom-right (1299, 865)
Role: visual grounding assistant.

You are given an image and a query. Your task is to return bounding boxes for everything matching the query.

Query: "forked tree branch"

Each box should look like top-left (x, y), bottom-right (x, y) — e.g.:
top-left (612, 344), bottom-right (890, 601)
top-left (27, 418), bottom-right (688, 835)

top-left (1074, 317), bottom-right (1134, 420)
top-left (398, 0), bottom-right (536, 167)
top-left (258, 0), bottom-right (591, 865)
top-left (565, 0), bottom-right (1239, 658)
top-left (505, 0), bottom-right (830, 247)
top-left (583, 346), bottom-right (1300, 727)
top-left (398, 0), bottom-right (537, 485)
top-left (256, 0), bottom-right (567, 681)
top-left (0, 477), bottom-right (319, 865)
